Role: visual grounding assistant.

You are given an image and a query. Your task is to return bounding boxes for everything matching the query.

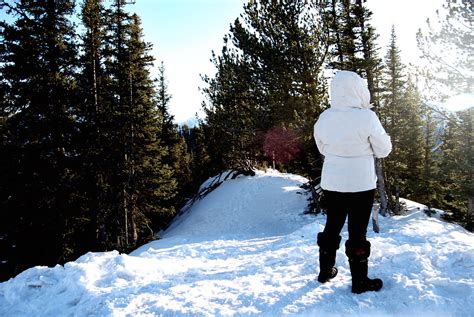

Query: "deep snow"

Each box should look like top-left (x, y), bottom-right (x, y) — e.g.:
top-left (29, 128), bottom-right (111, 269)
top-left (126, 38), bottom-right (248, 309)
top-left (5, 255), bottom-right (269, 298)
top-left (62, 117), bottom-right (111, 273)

top-left (0, 170), bottom-right (473, 317)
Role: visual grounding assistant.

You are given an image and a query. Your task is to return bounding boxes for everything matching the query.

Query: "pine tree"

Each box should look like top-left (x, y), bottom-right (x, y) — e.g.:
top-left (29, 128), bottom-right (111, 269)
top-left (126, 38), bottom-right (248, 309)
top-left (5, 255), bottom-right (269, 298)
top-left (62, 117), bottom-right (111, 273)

top-left (171, 132), bottom-right (193, 204)
top-left (107, 8), bottom-right (177, 250)
top-left (456, 109), bottom-right (472, 231)
top-left (417, 0), bottom-right (473, 230)
top-left (0, 0), bottom-right (80, 276)
top-left (379, 27), bottom-right (426, 213)
top-left (324, 0), bottom-right (383, 87)
top-left (76, 0), bottom-right (111, 252)
top-left (156, 61), bottom-right (192, 208)
top-left (156, 62), bottom-right (174, 142)
top-left (202, 40), bottom-right (261, 173)
top-left (379, 26), bottom-right (406, 213)
top-left (438, 109), bottom-right (473, 230)
top-left (417, 0), bottom-right (473, 99)
top-left (419, 106), bottom-right (443, 209)
top-left (202, 0), bottom-right (328, 176)
top-left (325, 0), bottom-right (358, 71)
top-left (402, 79), bottom-right (426, 200)
top-left (185, 123), bottom-right (212, 190)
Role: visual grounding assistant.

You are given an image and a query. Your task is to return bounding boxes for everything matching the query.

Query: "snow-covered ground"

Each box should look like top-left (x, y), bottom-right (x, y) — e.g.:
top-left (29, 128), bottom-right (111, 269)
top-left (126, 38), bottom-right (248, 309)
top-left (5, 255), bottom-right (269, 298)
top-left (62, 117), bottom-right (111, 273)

top-left (1, 170), bottom-right (473, 317)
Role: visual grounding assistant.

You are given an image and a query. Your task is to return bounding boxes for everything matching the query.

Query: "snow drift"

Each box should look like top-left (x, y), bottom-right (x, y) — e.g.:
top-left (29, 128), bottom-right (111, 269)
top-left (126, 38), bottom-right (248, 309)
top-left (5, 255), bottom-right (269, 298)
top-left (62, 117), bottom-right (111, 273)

top-left (0, 170), bottom-right (473, 316)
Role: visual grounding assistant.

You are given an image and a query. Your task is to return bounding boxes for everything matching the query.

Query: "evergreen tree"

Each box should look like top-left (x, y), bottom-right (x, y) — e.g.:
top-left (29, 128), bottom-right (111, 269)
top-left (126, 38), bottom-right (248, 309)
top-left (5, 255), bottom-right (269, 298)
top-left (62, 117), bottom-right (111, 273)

top-left (379, 26), bottom-right (406, 213)
top-left (156, 62), bottom-right (174, 143)
top-left (419, 106), bottom-right (443, 209)
top-left (202, 0), bottom-right (328, 176)
top-left (417, 0), bottom-right (473, 230)
top-left (0, 0), bottom-right (185, 280)
top-left (202, 41), bottom-right (260, 173)
top-left (402, 79), bottom-right (426, 200)
top-left (325, 0), bottom-right (358, 71)
top-left (77, 0), bottom-right (179, 252)
top-left (458, 108), bottom-right (472, 230)
top-left (105, 8), bottom-right (177, 250)
top-left (0, 0), bottom-right (80, 277)
top-left (171, 132), bottom-right (193, 204)
top-left (353, 0), bottom-right (383, 107)
top-left (156, 62), bottom-right (192, 208)
top-left (185, 123), bottom-right (212, 190)
top-left (324, 0), bottom-right (383, 96)
top-left (417, 0), bottom-right (473, 99)
top-left (76, 0), bottom-right (111, 252)
top-left (379, 27), bottom-right (426, 213)
top-left (438, 109), bottom-right (473, 230)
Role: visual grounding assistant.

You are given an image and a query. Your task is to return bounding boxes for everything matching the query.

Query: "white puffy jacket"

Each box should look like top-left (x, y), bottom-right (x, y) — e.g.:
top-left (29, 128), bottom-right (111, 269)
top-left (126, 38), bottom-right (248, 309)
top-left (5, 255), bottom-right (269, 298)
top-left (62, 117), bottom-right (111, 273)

top-left (314, 71), bottom-right (392, 192)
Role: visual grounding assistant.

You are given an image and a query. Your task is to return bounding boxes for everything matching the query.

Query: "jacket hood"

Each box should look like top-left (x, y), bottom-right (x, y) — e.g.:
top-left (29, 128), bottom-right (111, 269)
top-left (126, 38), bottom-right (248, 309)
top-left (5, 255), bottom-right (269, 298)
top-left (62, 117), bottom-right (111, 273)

top-left (330, 70), bottom-right (372, 110)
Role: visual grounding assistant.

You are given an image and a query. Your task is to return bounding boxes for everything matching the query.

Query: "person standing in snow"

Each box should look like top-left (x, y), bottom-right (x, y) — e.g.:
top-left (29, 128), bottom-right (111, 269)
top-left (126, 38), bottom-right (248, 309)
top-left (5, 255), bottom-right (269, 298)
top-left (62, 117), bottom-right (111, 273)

top-left (313, 70), bottom-right (392, 294)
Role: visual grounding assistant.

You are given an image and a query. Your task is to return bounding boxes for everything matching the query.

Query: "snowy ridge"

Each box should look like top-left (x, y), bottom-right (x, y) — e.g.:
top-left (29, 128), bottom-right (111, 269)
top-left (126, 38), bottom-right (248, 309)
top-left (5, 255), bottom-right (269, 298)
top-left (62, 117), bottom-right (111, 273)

top-left (0, 170), bottom-right (473, 316)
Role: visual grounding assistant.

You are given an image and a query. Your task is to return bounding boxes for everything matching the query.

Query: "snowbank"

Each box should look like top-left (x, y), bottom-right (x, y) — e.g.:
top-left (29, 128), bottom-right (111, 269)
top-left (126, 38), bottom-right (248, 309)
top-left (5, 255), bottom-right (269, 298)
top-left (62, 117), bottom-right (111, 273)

top-left (1, 170), bottom-right (473, 316)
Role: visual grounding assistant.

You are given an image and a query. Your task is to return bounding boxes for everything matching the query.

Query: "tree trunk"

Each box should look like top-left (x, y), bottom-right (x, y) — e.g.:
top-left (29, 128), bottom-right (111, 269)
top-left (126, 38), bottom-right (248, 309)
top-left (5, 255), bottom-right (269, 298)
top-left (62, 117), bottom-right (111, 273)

top-left (466, 197), bottom-right (473, 232)
top-left (123, 184), bottom-right (129, 249)
top-left (331, 0), bottom-right (344, 64)
top-left (395, 185), bottom-right (400, 215)
top-left (376, 158), bottom-right (389, 216)
top-left (372, 206), bottom-right (380, 233)
top-left (466, 108), bottom-right (473, 231)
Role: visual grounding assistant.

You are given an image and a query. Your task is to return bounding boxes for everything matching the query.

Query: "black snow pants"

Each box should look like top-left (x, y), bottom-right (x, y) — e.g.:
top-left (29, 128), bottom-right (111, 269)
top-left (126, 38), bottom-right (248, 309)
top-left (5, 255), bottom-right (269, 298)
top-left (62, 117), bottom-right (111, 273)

top-left (319, 189), bottom-right (375, 246)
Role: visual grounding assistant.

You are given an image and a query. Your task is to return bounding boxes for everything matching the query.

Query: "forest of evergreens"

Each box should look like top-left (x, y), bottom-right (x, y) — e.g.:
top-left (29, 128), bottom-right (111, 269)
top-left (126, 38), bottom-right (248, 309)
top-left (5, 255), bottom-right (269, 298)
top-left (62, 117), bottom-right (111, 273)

top-left (0, 0), bottom-right (472, 282)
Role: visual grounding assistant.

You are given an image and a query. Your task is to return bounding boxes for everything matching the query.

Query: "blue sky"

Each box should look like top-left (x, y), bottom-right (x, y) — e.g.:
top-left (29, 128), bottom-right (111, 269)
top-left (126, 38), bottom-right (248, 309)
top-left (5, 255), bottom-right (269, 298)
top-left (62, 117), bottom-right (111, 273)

top-left (129, 0), bottom-right (246, 123)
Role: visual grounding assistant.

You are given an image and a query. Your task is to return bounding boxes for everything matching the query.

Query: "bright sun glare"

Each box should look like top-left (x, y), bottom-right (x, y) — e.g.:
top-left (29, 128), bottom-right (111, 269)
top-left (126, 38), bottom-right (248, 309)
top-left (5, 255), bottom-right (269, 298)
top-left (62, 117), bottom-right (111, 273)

top-left (443, 93), bottom-right (474, 112)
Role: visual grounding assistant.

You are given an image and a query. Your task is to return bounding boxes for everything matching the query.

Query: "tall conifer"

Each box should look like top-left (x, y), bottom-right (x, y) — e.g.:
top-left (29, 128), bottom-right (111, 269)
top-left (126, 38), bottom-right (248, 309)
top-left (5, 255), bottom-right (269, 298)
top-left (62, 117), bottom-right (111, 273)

top-left (379, 27), bottom-right (426, 213)
top-left (202, 0), bottom-right (328, 176)
top-left (76, 0), bottom-right (111, 251)
top-left (0, 0), bottom-right (80, 275)
top-left (156, 63), bottom-right (192, 207)
top-left (417, 0), bottom-right (473, 230)
top-left (103, 6), bottom-right (177, 250)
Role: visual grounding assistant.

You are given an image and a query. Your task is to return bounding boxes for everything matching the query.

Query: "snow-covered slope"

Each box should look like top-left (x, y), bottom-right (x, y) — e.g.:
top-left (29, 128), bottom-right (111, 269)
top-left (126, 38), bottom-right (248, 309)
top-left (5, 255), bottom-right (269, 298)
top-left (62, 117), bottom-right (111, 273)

top-left (1, 170), bottom-right (473, 317)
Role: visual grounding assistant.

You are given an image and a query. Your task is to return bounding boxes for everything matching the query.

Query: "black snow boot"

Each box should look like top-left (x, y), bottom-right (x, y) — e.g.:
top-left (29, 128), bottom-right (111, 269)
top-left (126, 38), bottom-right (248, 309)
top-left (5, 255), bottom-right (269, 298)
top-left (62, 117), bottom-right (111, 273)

top-left (317, 232), bottom-right (341, 283)
top-left (345, 240), bottom-right (383, 294)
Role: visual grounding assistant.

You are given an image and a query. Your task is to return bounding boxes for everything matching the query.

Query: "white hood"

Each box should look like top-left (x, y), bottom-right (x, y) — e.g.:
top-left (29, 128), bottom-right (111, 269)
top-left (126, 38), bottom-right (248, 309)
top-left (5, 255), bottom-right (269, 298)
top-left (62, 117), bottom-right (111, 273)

top-left (330, 70), bottom-right (372, 109)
